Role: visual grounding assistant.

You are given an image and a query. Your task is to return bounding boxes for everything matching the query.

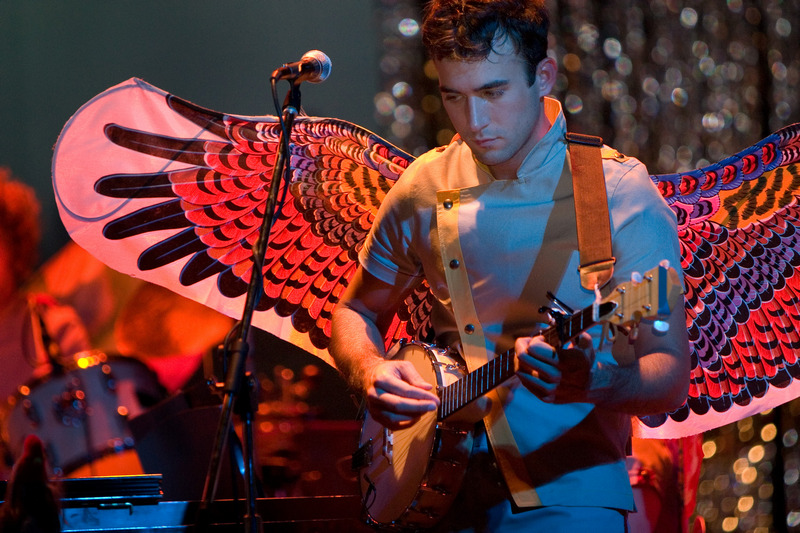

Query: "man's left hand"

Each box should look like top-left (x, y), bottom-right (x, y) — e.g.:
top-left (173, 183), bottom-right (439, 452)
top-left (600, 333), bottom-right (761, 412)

top-left (515, 332), bottom-right (595, 403)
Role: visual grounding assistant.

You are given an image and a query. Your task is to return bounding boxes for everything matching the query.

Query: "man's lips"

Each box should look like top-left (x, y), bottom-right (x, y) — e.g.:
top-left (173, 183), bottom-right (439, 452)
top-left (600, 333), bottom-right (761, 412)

top-left (472, 137), bottom-right (497, 148)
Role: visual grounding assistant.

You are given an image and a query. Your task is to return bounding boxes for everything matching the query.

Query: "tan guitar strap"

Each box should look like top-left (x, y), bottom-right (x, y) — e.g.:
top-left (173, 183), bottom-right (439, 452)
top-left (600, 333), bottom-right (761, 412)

top-left (566, 132), bottom-right (615, 290)
top-left (435, 189), bottom-right (542, 508)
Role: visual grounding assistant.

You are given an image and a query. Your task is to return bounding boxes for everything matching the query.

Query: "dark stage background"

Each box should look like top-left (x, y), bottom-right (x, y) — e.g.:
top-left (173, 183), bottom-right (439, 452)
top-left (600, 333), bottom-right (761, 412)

top-left (0, 0), bottom-right (381, 262)
top-left (3, 1), bottom-right (800, 532)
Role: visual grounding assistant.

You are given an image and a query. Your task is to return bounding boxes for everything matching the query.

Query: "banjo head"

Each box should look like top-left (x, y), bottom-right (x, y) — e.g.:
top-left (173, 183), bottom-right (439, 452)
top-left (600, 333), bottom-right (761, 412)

top-left (357, 342), bottom-right (473, 529)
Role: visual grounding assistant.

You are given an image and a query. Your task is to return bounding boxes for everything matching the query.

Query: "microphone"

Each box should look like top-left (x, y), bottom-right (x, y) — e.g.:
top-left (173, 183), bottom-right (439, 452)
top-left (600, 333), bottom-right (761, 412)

top-left (271, 50), bottom-right (332, 84)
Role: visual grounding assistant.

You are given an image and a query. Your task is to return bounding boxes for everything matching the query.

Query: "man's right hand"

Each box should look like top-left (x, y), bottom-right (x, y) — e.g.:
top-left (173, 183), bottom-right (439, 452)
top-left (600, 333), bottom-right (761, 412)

top-left (330, 267), bottom-right (439, 430)
top-left (363, 359), bottom-right (440, 430)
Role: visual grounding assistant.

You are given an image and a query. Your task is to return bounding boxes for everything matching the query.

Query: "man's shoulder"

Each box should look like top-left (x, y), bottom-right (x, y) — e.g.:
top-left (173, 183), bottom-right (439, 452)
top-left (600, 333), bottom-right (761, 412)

top-left (400, 137), bottom-right (472, 183)
top-left (601, 146), bottom-right (632, 163)
top-left (596, 145), bottom-right (665, 208)
top-left (413, 136), bottom-right (468, 164)
top-left (600, 145), bottom-right (647, 169)
top-left (600, 146), bottom-right (648, 185)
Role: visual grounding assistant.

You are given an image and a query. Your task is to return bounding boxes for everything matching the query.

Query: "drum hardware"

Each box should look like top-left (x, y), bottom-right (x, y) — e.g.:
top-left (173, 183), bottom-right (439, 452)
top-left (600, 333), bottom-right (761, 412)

top-left (20, 398), bottom-right (41, 426)
top-left (1, 351), bottom-right (165, 477)
top-left (52, 377), bottom-right (89, 428)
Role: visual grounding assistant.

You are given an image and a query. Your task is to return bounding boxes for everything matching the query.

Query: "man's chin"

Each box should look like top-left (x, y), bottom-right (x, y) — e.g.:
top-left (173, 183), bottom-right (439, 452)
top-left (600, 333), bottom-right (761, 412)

top-left (468, 147), bottom-right (497, 165)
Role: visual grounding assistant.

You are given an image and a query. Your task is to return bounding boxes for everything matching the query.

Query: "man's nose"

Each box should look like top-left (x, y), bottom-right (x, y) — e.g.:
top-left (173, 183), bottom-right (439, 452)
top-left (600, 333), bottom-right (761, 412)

top-left (467, 97), bottom-right (489, 132)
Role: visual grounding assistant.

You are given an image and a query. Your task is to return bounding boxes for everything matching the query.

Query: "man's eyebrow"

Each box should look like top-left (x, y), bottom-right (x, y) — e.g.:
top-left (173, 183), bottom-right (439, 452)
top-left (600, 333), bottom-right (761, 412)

top-left (439, 79), bottom-right (509, 93)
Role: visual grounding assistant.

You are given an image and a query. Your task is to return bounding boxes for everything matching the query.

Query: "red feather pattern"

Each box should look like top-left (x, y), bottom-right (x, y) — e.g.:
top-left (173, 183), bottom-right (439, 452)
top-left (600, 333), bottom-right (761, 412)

top-left (639, 124), bottom-right (800, 433)
top-left (96, 93), bottom-right (433, 350)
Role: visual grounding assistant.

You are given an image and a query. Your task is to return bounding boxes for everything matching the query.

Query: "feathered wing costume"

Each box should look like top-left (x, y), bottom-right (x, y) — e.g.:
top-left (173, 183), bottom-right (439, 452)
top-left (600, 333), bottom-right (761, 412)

top-left (53, 78), bottom-right (800, 438)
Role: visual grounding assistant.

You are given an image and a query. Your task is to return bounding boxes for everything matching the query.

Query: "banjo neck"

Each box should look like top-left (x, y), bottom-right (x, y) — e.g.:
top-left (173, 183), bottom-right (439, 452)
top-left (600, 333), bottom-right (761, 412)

top-left (438, 263), bottom-right (681, 420)
top-left (437, 300), bottom-right (615, 419)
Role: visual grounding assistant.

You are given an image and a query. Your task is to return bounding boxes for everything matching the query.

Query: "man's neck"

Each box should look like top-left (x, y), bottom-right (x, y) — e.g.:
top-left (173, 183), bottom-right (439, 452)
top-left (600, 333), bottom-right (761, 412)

top-left (487, 103), bottom-right (556, 180)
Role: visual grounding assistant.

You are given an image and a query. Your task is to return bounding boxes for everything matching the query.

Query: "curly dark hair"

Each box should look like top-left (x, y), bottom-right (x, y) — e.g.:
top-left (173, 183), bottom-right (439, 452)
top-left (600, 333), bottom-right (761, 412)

top-left (0, 167), bottom-right (41, 287)
top-left (422, 0), bottom-right (550, 85)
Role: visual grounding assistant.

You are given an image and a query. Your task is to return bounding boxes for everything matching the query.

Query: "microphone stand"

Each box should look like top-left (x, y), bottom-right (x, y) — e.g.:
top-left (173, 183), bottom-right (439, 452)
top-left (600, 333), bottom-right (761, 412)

top-left (199, 80), bottom-right (303, 533)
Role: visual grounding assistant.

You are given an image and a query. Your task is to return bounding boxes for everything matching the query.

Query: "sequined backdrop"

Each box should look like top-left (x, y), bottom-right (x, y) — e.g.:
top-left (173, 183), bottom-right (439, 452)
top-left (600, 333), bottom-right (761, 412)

top-left (374, 0), bottom-right (799, 171)
top-left (373, 1), bottom-right (800, 532)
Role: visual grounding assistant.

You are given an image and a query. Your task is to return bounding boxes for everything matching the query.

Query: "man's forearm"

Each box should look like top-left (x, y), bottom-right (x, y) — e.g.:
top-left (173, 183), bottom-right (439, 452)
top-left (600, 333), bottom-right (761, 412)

top-left (587, 349), bottom-right (689, 416)
top-left (329, 305), bottom-right (388, 393)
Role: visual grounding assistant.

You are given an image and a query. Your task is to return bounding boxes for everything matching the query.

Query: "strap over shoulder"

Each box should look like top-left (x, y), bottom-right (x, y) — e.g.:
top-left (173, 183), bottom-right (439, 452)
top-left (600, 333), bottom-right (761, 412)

top-left (566, 132), bottom-right (615, 290)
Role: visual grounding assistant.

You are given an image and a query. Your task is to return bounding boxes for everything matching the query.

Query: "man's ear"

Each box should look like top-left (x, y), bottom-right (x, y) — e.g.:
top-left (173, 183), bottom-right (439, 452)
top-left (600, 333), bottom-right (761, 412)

top-left (536, 56), bottom-right (558, 97)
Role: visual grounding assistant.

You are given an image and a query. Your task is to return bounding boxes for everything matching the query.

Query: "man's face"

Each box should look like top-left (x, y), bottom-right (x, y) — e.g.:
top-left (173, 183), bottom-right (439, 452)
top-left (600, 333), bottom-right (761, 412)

top-left (435, 39), bottom-right (554, 180)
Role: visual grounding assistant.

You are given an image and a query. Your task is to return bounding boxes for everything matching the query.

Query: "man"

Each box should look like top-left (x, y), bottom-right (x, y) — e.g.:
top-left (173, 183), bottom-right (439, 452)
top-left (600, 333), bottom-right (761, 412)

top-left (0, 168), bottom-right (92, 403)
top-left (0, 435), bottom-right (61, 533)
top-left (329, 0), bottom-right (690, 530)
top-left (0, 167), bottom-right (92, 478)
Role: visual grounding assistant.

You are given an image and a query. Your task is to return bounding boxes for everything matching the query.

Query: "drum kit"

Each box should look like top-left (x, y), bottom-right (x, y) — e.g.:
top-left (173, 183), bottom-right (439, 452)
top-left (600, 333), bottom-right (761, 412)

top-left (0, 349), bottom-right (165, 478)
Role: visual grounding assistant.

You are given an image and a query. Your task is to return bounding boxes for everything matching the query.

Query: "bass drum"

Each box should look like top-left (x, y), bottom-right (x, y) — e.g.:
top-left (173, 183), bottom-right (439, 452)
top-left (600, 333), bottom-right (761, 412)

top-left (1, 350), bottom-right (165, 477)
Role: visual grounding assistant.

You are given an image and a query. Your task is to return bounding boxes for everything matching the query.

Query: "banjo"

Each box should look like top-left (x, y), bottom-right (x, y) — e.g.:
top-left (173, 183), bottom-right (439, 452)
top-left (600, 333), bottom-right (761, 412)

top-left (352, 264), bottom-right (682, 530)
